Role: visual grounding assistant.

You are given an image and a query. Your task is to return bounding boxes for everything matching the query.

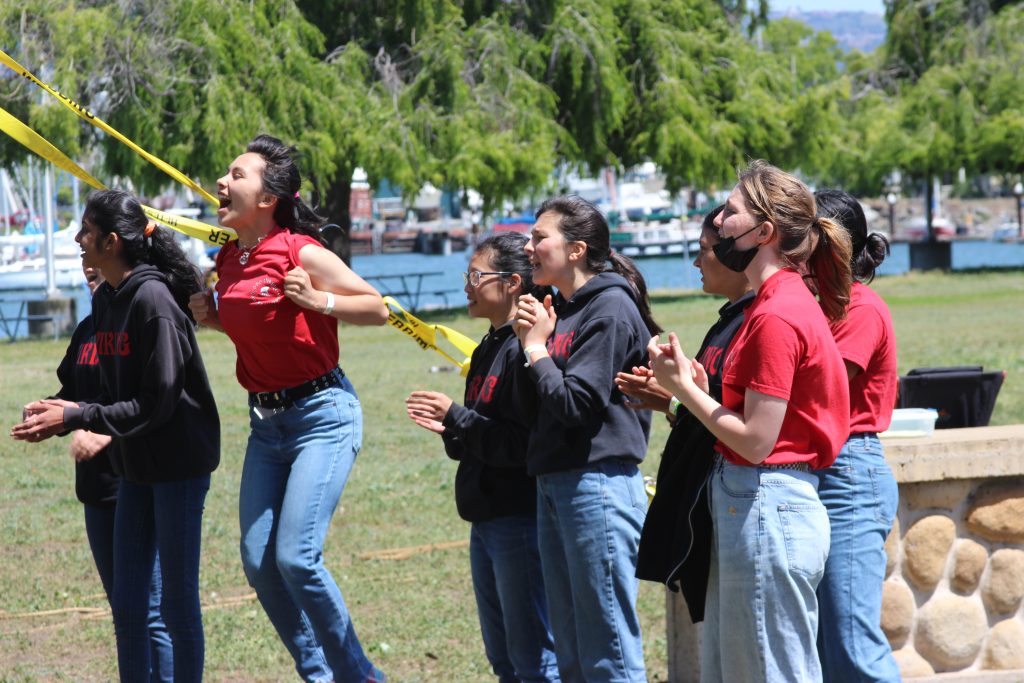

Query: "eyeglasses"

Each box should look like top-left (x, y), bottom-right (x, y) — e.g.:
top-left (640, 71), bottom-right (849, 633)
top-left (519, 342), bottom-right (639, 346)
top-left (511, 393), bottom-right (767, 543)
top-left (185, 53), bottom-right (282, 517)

top-left (462, 270), bottom-right (513, 287)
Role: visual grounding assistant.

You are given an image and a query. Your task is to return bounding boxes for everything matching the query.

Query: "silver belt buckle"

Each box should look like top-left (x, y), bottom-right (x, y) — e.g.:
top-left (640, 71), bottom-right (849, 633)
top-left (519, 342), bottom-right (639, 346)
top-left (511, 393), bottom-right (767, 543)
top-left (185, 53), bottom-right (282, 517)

top-left (252, 405), bottom-right (284, 420)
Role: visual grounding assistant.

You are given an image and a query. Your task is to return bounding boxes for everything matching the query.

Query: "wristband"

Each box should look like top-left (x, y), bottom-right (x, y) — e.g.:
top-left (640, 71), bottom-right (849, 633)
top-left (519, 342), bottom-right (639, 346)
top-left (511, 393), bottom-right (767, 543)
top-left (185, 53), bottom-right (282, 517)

top-left (322, 291), bottom-right (335, 316)
top-left (523, 344), bottom-right (548, 367)
top-left (668, 396), bottom-right (683, 418)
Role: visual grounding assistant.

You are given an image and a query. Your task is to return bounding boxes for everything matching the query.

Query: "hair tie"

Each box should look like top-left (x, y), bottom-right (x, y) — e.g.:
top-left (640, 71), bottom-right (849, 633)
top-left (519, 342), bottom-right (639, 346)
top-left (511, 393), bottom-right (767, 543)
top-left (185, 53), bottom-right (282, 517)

top-left (293, 191), bottom-right (300, 200)
top-left (144, 222), bottom-right (157, 237)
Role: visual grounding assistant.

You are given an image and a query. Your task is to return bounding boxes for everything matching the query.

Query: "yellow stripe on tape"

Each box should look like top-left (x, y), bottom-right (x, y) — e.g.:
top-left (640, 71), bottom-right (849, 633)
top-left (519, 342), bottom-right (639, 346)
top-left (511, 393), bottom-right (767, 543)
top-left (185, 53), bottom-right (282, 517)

top-left (0, 49), bottom-right (218, 206)
top-left (383, 296), bottom-right (476, 375)
top-left (0, 105), bottom-right (235, 245)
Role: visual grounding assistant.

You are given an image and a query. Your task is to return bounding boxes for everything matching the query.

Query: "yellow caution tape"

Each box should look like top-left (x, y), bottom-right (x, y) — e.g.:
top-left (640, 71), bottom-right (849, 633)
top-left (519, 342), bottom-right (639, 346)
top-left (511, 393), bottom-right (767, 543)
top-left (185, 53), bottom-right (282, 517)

top-left (0, 49), bottom-right (218, 206)
top-left (383, 296), bottom-right (477, 376)
top-left (643, 475), bottom-right (657, 505)
top-left (0, 105), bottom-right (235, 246)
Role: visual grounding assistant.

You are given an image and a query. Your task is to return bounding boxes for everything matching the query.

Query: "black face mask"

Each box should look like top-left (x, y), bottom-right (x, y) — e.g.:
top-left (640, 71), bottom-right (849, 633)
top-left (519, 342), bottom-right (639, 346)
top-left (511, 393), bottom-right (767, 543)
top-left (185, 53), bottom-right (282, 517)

top-left (713, 223), bottom-right (762, 272)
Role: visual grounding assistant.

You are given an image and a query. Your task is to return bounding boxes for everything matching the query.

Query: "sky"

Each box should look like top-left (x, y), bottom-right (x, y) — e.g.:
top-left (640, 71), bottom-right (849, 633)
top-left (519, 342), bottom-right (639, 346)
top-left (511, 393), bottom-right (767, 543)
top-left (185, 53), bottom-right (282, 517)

top-left (771, 0), bottom-right (884, 13)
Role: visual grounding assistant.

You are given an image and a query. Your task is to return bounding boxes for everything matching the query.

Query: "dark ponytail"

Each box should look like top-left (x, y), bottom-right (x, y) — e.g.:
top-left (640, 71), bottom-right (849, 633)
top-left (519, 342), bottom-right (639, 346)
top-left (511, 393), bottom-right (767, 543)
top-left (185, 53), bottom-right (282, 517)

top-left (246, 134), bottom-right (326, 244)
top-left (808, 215), bottom-right (853, 322)
top-left (815, 189), bottom-right (889, 283)
top-left (475, 232), bottom-right (552, 300)
top-left (83, 190), bottom-right (203, 319)
top-left (535, 195), bottom-right (661, 335)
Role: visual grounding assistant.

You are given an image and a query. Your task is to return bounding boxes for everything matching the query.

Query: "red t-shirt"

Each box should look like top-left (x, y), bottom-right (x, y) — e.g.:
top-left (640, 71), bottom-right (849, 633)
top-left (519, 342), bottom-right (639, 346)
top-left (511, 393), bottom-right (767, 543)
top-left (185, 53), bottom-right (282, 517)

top-left (718, 269), bottom-right (850, 469)
top-left (830, 282), bottom-right (897, 433)
top-left (215, 227), bottom-right (339, 393)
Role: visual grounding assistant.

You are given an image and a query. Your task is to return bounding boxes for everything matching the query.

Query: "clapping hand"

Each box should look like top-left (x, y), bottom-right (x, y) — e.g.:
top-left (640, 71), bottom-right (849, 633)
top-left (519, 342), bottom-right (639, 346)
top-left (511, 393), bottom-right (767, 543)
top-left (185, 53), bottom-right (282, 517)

top-left (405, 391), bottom-right (454, 434)
top-left (514, 294), bottom-right (556, 348)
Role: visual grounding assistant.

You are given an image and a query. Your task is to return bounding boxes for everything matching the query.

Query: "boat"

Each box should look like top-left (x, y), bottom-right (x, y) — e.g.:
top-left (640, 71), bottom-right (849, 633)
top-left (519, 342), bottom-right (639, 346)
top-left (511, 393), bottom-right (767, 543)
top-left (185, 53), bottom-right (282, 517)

top-left (991, 223), bottom-right (1022, 242)
top-left (896, 215), bottom-right (957, 242)
top-left (1, 210), bottom-right (216, 291)
top-left (0, 225), bottom-right (86, 290)
top-left (610, 216), bottom-right (702, 258)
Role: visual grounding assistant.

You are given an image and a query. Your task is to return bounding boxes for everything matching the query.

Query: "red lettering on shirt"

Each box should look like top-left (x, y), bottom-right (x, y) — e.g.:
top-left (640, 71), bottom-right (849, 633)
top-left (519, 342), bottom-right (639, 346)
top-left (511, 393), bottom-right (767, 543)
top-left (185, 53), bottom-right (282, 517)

top-left (467, 374), bottom-right (500, 404)
top-left (95, 331), bottom-right (131, 356)
top-left (699, 346), bottom-right (724, 376)
top-left (548, 331), bottom-right (575, 361)
top-left (77, 341), bottom-right (99, 366)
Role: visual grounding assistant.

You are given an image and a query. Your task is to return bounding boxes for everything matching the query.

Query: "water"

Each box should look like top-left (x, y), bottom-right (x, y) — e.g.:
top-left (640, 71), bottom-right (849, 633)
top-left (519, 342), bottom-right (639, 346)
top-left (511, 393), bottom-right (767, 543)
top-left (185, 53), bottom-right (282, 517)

top-left (3, 240), bottom-right (1023, 339)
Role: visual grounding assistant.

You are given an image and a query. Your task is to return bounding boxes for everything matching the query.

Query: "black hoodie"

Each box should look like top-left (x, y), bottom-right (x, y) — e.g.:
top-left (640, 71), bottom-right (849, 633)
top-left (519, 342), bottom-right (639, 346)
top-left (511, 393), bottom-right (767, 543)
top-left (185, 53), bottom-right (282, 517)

top-left (62, 265), bottom-right (220, 483)
top-left (441, 322), bottom-right (536, 522)
top-left (517, 272), bottom-right (652, 476)
top-left (636, 291), bottom-right (754, 623)
top-left (55, 315), bottom-right (120, 507)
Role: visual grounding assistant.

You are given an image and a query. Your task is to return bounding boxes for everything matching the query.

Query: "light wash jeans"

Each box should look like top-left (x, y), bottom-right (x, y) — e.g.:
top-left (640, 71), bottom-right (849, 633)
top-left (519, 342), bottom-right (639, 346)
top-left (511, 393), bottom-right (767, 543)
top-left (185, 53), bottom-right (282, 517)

top-left (702, 459), bottom-right (830, 683)
top-left (470, 516), bottom-right (560, 683)
top-left (112, 474), bottom-right (210, 683)
top-left (536, 459), bottom-right (647, 683)
top-left (84, 503), bottom-right (173, 682)
top-left (239, 376), bottom-right (383, 683)
top-left (816, 434), bottom-right (901, 682)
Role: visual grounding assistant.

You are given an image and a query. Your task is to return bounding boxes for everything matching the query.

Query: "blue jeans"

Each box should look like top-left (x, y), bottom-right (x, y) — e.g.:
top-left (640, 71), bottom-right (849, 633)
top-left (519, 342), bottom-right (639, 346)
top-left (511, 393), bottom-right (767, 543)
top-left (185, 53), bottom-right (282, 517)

top-left (470, 517), bottom-right (560, 683)
top-left (239, 378), bottom-right (381, 683)
top-left (84, 503), bottom-right (173, 681)
top-left (112, 475), bottom-right (210, 683)
top-left (535, 460), bottom-right (647, 683)
top-left (702, 460), bottom-right (830, 683)
top-left (815, 434), bottom-right (900, 682)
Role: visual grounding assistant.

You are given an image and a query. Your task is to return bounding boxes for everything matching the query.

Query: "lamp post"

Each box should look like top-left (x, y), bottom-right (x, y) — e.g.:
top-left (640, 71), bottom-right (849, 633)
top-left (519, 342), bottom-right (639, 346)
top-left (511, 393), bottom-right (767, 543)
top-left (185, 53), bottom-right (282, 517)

top-left (886, 192), bottom-right (897, 237)
top-left (1014, 181), bottom-right (1023, 239)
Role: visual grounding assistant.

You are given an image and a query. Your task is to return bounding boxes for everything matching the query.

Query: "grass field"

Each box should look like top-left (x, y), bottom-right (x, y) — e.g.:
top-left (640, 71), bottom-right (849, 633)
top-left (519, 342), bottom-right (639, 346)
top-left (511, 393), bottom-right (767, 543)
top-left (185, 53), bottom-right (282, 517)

top-left (1, 269), bottom-right (1022, 682)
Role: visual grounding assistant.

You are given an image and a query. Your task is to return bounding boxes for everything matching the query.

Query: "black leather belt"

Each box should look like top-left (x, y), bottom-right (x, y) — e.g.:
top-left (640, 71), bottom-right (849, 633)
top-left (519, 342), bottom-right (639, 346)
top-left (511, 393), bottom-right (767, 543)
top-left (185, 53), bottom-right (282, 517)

top-left (249, 367), bottom-right (344, 409)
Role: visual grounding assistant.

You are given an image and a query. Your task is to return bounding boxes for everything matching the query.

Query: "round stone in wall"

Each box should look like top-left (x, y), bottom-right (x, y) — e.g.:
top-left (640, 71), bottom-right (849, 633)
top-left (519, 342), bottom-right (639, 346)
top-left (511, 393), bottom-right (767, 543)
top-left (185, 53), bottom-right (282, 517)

top-left (893, 648), bottom-right (935, 678)
top-left (950, 539), bottom-right (988, 595)
top-left (881, 579), bottom-right (915, 648)
top-left (904, 515), bottom-right (955, 591)
top-left (965, 482), bottom-right (1024, 543)
top-left (982, 619), bottom-right (1024, 670)
top-left (981, 549), bottom-right (1024, 615)
top-left (915, 594), bottom-right (987, 669)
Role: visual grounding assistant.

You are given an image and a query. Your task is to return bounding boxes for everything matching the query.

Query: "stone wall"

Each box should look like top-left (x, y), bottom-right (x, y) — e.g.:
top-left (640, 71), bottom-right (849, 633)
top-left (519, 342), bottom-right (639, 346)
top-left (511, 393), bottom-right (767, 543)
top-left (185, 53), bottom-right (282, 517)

top-left (666, 424), bottom-right (1024, 683)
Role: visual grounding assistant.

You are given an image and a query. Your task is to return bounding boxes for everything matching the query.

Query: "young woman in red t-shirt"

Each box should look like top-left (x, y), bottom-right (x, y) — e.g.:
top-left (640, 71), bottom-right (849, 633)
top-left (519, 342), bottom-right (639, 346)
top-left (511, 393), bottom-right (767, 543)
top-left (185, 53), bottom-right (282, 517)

top-left (189, 135), bottom-right (388, 683)
top-left (650, 161), bottom-right (852, 682)
top-left (814, 189), bottom-right (900, 682)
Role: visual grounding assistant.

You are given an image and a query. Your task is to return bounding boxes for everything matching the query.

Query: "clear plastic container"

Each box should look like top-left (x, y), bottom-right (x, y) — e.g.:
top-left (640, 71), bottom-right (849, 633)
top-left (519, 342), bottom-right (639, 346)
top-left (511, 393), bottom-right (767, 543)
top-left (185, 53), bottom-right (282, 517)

top-left (881, 408), bottom-right (940, 438)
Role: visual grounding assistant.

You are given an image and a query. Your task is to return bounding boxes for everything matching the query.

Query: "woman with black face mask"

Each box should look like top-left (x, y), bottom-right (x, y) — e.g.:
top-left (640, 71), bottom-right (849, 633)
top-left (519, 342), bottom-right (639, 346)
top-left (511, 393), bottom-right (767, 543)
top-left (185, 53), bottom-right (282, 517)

top-left (649, 161), bottom-right (853, 683)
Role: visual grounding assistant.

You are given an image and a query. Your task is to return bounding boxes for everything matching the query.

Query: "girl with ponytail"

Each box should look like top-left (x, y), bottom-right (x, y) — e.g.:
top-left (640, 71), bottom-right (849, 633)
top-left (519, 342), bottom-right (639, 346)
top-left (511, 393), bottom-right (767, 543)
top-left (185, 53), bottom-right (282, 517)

top-left (649, 161), bottom-right (851, 682)
top-left (13, 188), bottom-right (220, 681)
top-left (405, 232), bottom-right (559, 682)
top-left (513, 195), bottom-right (657, 682)
top-left (189, 134), bottom-right (388, 683)
top-left (813, 189), bottom-right (900, 682)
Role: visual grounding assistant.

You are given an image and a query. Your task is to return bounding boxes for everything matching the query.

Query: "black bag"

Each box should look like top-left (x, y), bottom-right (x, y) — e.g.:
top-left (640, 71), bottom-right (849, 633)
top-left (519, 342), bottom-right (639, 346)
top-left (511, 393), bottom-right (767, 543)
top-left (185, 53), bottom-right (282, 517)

top-left (898, 366), bottom-right (1005, 429)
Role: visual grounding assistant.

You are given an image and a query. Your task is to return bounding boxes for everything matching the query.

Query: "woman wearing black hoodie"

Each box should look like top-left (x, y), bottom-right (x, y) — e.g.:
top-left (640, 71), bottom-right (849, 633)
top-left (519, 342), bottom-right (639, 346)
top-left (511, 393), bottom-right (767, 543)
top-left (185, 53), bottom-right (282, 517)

top-left (12, 190), bottom-right (219, 682)
top-left (405, 232), bottom-right (559, 682)
top-left (514, 195), bottom-right (660, 683)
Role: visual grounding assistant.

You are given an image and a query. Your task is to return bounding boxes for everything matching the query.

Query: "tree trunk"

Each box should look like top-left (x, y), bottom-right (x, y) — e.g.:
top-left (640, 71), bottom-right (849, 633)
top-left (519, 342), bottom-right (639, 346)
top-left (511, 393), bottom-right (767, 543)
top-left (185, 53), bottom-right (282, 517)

top-left (322, 170), bottom-right (354, 266)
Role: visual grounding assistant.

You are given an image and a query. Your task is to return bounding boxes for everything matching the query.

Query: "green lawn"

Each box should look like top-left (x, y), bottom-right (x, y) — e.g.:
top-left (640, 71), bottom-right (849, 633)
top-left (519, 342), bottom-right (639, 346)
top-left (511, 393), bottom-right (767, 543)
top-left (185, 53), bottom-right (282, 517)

top-left (1, 269), bottom-right (1021, 681)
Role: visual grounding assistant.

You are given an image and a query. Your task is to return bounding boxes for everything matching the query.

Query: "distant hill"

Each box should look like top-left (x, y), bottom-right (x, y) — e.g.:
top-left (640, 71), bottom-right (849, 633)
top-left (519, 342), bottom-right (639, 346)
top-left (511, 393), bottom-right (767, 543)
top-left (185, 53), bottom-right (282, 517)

top-left (769, 9), bottom-right (887, 53)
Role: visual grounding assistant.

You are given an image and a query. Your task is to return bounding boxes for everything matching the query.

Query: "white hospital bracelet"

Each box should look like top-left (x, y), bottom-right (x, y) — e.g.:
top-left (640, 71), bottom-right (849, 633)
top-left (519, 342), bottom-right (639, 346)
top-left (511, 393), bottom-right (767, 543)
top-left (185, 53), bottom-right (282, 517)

top-left (523, 344), bottom-right (548, 367)
top-left (668, 396), bottom-right (683, 418)
top-left (322, 291), bottom-right (335, 316)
